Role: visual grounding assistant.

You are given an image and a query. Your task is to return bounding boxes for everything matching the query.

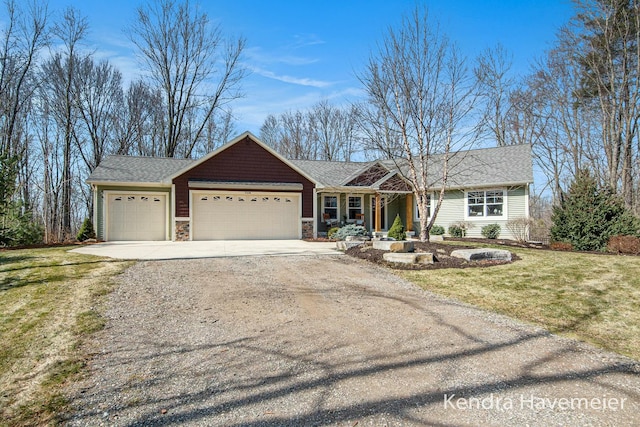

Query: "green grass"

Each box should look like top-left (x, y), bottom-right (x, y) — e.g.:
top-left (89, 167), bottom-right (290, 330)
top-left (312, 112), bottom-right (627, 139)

top-left (401, 243), bottom-right (640, 360)
top-left (0, 246), bottom-right (131, 426)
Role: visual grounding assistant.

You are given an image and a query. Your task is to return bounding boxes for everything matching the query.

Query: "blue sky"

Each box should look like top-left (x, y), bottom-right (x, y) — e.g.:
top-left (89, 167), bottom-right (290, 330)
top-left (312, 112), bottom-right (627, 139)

top-left (45, 0), bottom-right (575, 135)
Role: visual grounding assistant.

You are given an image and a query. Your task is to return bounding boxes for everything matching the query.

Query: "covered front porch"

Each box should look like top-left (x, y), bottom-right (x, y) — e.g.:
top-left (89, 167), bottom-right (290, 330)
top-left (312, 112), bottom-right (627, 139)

top-left (316, 191), bottom-right (416, 236)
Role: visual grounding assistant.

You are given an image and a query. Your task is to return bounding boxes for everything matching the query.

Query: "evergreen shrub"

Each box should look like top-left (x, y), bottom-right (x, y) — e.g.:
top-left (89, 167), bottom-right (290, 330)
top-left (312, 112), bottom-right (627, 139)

top-left (387, 214), bottom-right (406, 240)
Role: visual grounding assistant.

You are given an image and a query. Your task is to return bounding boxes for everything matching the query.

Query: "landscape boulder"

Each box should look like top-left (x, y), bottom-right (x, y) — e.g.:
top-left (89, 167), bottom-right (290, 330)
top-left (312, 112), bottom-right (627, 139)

top-left (383, 252), bottom-right (434, 264)
top-left (450, 248), bottom-right (512, 262)
top-left (336, 241), bottom-right (364, 251)
top-left (373, 240), bottom-right (414, 252)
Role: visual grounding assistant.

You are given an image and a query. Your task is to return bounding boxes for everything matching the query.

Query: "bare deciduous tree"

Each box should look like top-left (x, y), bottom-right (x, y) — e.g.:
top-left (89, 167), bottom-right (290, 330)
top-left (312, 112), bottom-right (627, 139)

top-left (128, 0), bottom-right (246, 158)
top-left (357, 7), bottom-right (477, 241)
top-left (573, 0), bottom-right (640, 209)
top-left (114, 79), bottom-right (165, 156)
top-left (49, 7), bottom-right (88, 239)
top-left (308, 100), bottom-right (360, 161)
top-left (260, 101), bottom-right (361, 161)
top-left (0, 0), bottom-right (48, 210)
top-left (0, 0), bottom-right (48, 156)
top-left (475, 44), bottom-right (515, 146)
top-left (73, 57), bottom-right (124, 172)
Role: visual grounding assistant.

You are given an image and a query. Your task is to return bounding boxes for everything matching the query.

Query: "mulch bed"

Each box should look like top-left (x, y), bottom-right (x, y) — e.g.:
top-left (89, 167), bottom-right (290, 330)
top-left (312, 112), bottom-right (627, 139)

top-left (345, 240), bottom-right (521, 270)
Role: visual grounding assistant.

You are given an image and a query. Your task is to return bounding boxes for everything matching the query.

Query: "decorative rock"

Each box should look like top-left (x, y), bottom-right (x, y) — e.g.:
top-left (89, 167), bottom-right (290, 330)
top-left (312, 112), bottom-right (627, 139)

top-left (336, 241), bottom-right (363, 251)
top-left (373, 240), bottom-right (414, 252)
top-left (415, 253), bottom-right (434, 264)
top-left (390, 241), bottom-right (414, 253)
top-left (429, 235), bottom-right (444, 242)
top-left (345, 235), bottom-right (371, 241)
top-left (383, 252), bottom-right (434, 264)
top-left (450, 248), bottom-right (512, 262)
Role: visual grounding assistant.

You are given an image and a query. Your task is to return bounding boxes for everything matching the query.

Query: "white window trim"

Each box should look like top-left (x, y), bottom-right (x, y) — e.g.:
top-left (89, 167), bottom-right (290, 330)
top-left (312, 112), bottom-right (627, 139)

top-left (321, 194), bottom-right (340, 222)
top-left (414, 192), bottom-right (433, 220)
top-left (464, 188), bottom-right (507, 220)
top-left (346, 194), bottom-right (364, 222)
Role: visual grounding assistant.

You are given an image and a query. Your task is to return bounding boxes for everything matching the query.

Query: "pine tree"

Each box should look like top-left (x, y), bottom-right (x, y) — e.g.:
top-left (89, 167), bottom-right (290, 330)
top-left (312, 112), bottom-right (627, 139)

top-left (551, 169), bottom-right (640, 251)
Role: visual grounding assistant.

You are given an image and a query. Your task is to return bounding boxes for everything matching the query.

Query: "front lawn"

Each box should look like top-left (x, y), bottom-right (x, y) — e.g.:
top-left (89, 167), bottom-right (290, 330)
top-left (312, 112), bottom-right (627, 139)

top-left (0, 247), bottom-right (130, 426)
top-left (401, 244), bottom-right (640, 360)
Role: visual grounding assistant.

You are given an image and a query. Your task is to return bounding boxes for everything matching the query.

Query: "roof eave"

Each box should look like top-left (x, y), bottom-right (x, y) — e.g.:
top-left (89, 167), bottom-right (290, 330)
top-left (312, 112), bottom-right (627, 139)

top-left (316, 186), bottom-right (378, 194)
top-left (429, 180), bottom-right (533, 191)
top-left (86, 180), bottom-right (172, 188)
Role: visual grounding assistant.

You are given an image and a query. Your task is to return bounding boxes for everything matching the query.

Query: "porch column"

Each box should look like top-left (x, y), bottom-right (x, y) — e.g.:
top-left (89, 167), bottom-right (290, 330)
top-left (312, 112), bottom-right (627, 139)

top-left (375, 193), bottom-right (381, 232)
top-left (405, 193), bottom-right (413, 232)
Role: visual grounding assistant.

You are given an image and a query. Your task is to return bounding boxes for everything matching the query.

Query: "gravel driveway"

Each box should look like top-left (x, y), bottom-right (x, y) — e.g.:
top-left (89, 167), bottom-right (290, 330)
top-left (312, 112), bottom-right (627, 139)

top-left (65, 255), bottom-right (640, 426)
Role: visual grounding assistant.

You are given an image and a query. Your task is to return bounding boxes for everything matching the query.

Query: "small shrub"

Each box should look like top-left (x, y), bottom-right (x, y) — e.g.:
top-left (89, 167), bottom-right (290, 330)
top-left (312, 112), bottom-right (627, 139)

top-left (607, 235), bottom-right (640, 255)
top-left (387, 214), bottom-right (406, 240)
top-left (430, 225), bottom-right (445, 235)
top-left (77, 218), bottom-right (96, 241)
top-left (327, 227), bottom-right (340, 240)
top-left (506, 217), bottom-right (534, 242)
top-left (333, 224), bottom-right (367, 241)
top-left (550, 241), bottom-right (573, 251)
top-left (448, 221), bottom-right (472, 238)
top-left (481, 223), bottom-right (501, 239)
top-left (448, 225), bottom-right (464, 238)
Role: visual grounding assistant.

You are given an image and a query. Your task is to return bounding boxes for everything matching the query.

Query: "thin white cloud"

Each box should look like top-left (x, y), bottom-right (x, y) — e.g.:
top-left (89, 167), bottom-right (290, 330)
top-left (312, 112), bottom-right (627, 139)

top-left (243, 46), bottom-right (318, 66)
top-left (288, 33), bottom-right (325, 50)
top-left (249, 66), bottom-right (333, 88)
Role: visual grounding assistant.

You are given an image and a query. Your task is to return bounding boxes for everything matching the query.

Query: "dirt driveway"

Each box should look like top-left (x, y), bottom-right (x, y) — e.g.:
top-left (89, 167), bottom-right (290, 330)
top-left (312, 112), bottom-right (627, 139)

top-left (65, 255), bottom-right (640, 426)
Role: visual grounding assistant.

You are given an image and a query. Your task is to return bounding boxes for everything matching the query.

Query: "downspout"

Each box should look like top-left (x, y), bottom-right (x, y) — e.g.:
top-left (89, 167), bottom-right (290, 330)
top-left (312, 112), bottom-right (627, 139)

top-left (171, 183), bottom-right (176, 241)
top-left (92, 184), bottom-right (98, 240)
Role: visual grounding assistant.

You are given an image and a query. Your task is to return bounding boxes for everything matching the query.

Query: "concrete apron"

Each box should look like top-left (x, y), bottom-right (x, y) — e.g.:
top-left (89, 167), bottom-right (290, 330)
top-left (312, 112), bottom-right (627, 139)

top-left (69, 240), bottom-right (340, 260)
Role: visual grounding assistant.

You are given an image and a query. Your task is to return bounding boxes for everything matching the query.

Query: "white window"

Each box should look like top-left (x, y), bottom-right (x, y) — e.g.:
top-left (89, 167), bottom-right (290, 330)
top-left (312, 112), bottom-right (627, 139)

top-left (347, 195), bottom-right (363, 220)
top-left (322, 195), bottom-right (339, 220)
top-left (415, 193), bottom-right (432, 219)
top-left (467, 189), bottom-right (505, 218)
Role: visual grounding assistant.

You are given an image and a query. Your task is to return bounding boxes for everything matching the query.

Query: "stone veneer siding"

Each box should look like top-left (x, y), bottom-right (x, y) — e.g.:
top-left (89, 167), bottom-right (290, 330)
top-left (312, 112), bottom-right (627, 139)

top-left (175, 221), bottom-right (190, 241)
top-left (302, 219), bottom-right (314, 239)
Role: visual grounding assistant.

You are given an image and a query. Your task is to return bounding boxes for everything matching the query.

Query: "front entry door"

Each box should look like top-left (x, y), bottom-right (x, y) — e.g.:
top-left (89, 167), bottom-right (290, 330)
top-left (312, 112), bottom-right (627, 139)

top-left (371, 196), bottom-right (387, 230)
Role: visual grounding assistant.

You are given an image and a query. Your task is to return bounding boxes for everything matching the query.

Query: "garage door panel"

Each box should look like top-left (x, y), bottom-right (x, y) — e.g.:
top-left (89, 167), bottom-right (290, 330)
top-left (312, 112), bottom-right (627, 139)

top-left (192, 192), bottom-right (299, 240)
top-left (107, 194), bottom-right (166, 241)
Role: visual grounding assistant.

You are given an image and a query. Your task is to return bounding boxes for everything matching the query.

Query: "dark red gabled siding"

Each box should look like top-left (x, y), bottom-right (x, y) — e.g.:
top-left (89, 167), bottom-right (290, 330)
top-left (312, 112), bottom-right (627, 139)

top-left (346, 163), bottom-right (389, 186)
top-left (172, 136), bottom-right (315, 218)
top-left (379, 174), bottom-right (412, 192)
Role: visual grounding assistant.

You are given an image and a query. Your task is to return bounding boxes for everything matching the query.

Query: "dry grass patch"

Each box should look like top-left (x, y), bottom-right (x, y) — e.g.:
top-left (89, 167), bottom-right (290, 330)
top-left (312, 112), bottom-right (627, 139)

top-left (401, 245), bottom-right (640, 360)
top-left (0, 247), bottom-right (131, 426)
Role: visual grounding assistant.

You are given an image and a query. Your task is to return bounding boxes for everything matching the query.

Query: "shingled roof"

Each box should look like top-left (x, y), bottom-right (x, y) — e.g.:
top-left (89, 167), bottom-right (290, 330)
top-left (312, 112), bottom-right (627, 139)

top-left (289, 159), bottom-right (369, 187)
top-left (87, 155), bottom-right (195, 184)
top-left (293, 144), bottom-right (533, 189)
top-left (87, 143), bottom-right (533, 189)
top-left (383, 143), bottom-right (534, 189)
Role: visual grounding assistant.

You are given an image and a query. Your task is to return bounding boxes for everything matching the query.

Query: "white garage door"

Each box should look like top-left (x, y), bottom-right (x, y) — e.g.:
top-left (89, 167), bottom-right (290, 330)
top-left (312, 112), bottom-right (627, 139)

top-left (107, 194), bottom-right (167, 241)
top-left (192, 192), bottom-right (300, 240)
